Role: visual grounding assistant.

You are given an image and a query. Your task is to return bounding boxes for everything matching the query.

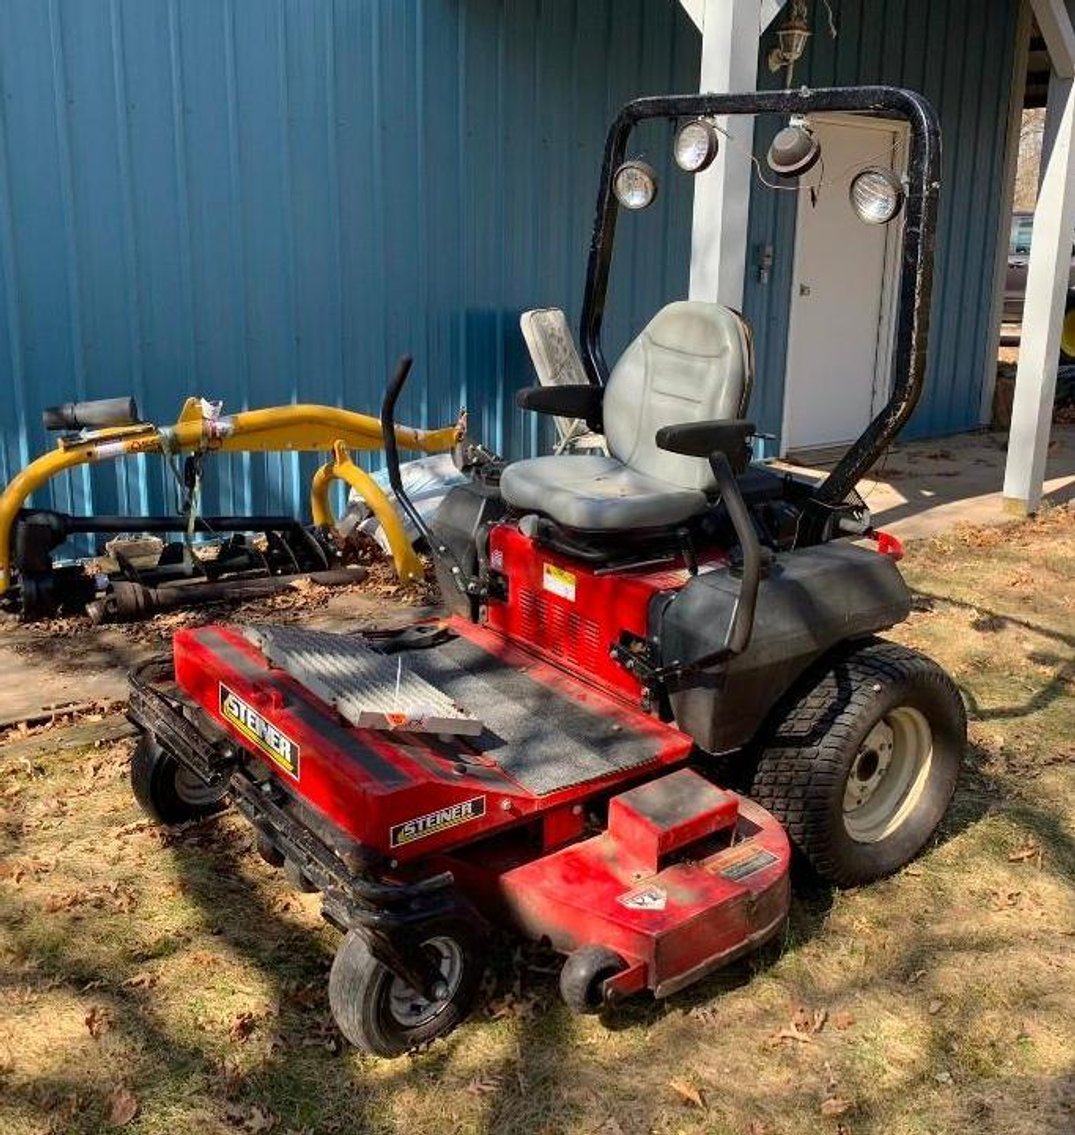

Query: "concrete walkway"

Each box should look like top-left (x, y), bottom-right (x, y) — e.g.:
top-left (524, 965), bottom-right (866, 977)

top-left (783, 425), bottom-right (1075, 539)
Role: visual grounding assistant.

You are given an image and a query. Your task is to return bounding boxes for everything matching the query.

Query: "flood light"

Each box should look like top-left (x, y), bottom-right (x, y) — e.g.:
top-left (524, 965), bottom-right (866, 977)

top-left (766, 119), bottom-right (820, 179)
top-left (850, 167), bottom-right (905, 225)
top-left (612, 161), bottom-right (658, 210)
top-left (674, 119), bottom-right (720, 173)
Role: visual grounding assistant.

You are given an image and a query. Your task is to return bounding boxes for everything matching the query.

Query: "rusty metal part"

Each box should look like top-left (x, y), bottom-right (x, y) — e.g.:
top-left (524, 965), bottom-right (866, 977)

top-left (86, 567), bottom-right (367, 625)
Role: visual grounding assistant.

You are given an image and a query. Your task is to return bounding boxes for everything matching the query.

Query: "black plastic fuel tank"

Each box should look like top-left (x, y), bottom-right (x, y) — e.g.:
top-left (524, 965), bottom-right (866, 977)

top-left (653, 541), bottom-right (912, 754)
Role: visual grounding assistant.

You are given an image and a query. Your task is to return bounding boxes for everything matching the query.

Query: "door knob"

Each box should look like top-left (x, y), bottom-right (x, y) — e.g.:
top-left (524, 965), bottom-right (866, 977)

top-left (799, 283), bottom-right (811, 297)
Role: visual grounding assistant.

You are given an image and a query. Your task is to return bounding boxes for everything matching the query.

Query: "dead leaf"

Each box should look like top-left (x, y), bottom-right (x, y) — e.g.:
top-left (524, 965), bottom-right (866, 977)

top-left (749, 1122), bottom-right (768, 1135)
top-left (1007, 841), bottom-right (1041, 863)
top-left (465, 1074), bottom-right (502, 1096)
top-left (935, 1070), bottom-right (953, 1085)
top-left (243, 1105), bottom-right (277, 1133)
top-left (121, 972), bottom-right (156, 990)
top-left (107, 1087), bottom-right (139, 1127)
top-left (767, 1028), bottom-right (814, 1046)
top-left (832, 1010), bottom-right (855, 1030)
top-left (811, 1008), bottom-right (828, 1033)
top-left (668, 1078), bottom-right (705, 1109)
top-left (907, 968), bottom-right (927, 984)
top-left (85, 1005), bottom-right (112, 1039)
top-left (819, 1096), bottom-right (854, 1118)
top-left (228, 1012), bottom-right (257, 1043)
top-left (791, 1005), bottom-right (812, 1033)
top-left (928, 999), bottom-right (944, 1015)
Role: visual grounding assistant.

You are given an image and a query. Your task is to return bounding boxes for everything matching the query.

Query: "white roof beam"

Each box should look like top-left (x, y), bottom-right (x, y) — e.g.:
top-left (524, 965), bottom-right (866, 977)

top-left (1002, 66), bottom-right (1075, 512)
top-left (688, 0), bottom-right (762, 310)
top-left (1029, 0), bottom-right (1075, 80)
top-left (678, 1), bottom-right (786, 36)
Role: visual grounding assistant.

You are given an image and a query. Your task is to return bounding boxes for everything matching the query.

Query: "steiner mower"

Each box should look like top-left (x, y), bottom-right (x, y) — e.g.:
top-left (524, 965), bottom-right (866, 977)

top-left (126, 86), bottom-right (966, 1057)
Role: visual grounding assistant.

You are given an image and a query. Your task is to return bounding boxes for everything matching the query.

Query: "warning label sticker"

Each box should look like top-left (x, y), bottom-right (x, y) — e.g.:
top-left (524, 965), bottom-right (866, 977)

top-left (716, 845), bottom-right (779, 882)
top-left (618, 884), bottom-right (667, 911)
top-left (542, 563), bottom-right (577, 602)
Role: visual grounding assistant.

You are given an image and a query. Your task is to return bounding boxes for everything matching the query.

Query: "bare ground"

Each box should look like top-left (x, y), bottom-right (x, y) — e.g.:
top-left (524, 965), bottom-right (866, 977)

top-left (0, 509), bottom-right (1073, 1135)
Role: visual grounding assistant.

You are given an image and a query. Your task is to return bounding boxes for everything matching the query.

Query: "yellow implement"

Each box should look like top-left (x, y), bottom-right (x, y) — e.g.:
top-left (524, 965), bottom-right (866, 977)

top-left (0, 397), bottom-right (463, 593)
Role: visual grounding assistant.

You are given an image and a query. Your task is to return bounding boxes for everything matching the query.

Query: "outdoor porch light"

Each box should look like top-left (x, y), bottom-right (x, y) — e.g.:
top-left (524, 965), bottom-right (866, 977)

top-left (612, 160), bottom-right (658, 210)
top-left (768, 0), bottom-right (812, 86)
top-left (674, 118), bottom-right (720, 173)
top-left (766, 117), bottom-right (820, 179)
top-left (850, 167), bottom-right (905, 225)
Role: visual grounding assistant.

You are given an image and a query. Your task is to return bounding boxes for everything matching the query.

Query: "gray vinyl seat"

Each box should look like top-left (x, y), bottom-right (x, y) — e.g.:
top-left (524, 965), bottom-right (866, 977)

top-left (500, 300), bottom-right (752, 530)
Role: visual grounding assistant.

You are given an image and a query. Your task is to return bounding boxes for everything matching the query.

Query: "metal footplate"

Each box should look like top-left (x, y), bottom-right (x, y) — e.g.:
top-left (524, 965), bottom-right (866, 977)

top-left (242, 624), bottom-right (482, 737)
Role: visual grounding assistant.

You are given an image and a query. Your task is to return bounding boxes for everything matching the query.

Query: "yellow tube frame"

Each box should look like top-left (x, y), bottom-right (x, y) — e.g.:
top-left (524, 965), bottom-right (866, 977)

top-left (0, 397), bottom-right (462, 594)
top-left (310, 442), bottom-right (426, 583)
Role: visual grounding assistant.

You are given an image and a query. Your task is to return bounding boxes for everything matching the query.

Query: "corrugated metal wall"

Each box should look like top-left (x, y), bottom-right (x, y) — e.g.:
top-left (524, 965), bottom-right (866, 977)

top-left (0, 0), bottom-right (698, 525)
top-left (743, 0), bottom-right (1021, 442)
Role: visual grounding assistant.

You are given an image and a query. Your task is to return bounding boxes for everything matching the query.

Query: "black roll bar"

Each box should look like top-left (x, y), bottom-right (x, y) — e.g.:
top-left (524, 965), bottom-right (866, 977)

top-left (578, 86), bottom-right (942, 508)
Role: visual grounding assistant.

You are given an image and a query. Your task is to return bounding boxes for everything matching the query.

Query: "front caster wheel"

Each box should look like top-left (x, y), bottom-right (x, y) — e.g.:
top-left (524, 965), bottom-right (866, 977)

top-left (751, 639), bottom-right (966, 887)
top-left (560, 946), bottom-right (627, 1014)
top-left (130, 733), bottom-right (228, 826)
top-left (328, 920), bottom-right (484, 1057)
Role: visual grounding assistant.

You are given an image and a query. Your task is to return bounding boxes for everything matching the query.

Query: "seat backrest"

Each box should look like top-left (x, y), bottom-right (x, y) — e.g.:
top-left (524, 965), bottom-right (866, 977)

top-left (602, 301), bottom-right (752, 491)
top-left (519, 308), bottom-right (608, 454)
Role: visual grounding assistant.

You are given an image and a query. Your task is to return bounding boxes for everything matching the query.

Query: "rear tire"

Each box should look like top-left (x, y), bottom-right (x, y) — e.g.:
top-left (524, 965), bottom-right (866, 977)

top-left (750, 640), bottom-right (965, 887)
top-left (130, 733), bottom-right (228, 826)
top-left (328, 920), bottom-right (484, 1057)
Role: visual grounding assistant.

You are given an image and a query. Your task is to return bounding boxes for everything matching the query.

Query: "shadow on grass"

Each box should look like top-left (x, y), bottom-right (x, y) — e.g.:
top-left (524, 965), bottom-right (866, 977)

top-left (912, 588), bottom-right (1075, 723)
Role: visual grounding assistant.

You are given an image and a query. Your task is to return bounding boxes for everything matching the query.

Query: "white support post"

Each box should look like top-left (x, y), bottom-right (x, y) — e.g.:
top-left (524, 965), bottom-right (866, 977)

top-left (688, 0), bottom-right (764, 310)
top-left (1003, 4), bottom-right (1075, 514)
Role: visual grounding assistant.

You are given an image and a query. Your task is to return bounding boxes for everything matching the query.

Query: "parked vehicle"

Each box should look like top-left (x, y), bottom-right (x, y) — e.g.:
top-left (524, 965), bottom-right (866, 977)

top-left (1003, 210), bottom-right (1075, 361)
top-left (126, 86), bottom-right (966, 1058)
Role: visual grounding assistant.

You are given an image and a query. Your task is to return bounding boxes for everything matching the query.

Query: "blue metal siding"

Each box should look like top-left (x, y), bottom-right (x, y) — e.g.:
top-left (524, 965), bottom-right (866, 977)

top-left (0, 0), bottom-right (699, 524)
top-left (743, 0), bottom-right (1020, 443)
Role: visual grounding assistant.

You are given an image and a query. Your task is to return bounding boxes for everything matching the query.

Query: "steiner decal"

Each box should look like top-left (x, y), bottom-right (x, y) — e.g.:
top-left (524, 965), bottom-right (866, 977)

top-left (219, 684), bottom-right (300, 779)
top-left (542, 563), bottom-right (577, 602)
top-left (390, 796), bottom-right (486, 848)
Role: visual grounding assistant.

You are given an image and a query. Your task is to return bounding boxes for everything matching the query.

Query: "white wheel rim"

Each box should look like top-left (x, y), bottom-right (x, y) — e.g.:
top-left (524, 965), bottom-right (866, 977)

top-left (843, 706), bottom-right (933, 844)
top-left (387, 937), bottom-right (464, 1028)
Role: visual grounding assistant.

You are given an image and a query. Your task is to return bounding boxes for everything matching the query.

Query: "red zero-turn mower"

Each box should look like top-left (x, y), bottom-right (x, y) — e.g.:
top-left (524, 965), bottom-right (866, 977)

top-left (127, 87), bottom-right (966, 1057)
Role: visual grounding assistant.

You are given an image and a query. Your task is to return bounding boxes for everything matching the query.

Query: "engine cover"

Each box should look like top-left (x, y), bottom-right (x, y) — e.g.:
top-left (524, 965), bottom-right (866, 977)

top-left (483, 523), bottom-right (708, 702)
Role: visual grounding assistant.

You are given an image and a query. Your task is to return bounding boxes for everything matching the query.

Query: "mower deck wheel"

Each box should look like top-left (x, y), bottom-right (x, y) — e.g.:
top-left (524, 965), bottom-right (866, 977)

top-left (750, 638), bottom-right (965, 887)
top-left (130, 732), bottom-right (228, 827)
top-left (559, 945), bottom-right (628, 1014)
top-left (328, 920), bottom-right (484, 1057)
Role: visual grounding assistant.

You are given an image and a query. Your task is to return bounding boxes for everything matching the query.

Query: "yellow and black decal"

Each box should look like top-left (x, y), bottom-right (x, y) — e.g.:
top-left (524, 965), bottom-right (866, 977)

top-left (219, 684), bottom-right (300, 779)
top-left (390, 796), bottom-right (486, 848)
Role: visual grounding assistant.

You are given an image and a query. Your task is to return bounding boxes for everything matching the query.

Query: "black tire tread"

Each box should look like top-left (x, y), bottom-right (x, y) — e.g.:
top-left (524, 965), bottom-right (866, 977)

top-left (751, 638), bottom-right (965, 886)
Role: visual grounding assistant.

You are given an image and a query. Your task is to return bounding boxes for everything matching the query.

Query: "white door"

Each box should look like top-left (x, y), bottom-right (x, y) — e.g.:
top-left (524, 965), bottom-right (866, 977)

top-left (781, 116), bottom-right (906, 455)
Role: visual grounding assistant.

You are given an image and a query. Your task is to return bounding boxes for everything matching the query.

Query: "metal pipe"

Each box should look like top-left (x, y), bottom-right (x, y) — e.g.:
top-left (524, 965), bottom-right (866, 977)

top-left (579, 85), bottom-right (942, 512)
top-left (86, 567), bottom-right (365, 624)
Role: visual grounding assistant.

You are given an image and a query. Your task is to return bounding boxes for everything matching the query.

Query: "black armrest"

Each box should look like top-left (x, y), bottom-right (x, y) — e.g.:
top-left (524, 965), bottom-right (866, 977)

top-left (655, 419), bottom-right (754, 473)
top-left (515, 384), bottom-right (603, 431)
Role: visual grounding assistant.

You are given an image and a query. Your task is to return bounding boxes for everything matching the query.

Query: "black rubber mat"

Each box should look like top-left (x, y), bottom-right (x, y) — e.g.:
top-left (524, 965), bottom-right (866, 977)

top-left (403, 634), bottom-right (665, 796)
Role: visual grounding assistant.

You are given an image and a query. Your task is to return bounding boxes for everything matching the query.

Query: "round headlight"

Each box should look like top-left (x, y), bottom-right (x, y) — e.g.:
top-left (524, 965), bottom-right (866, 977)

top-left (766, 122), bottom-right (821, 179)
top-left (612, 160), bottom-right (658, 210)
top-left (850, 167), bottom-right (905, 225)
top-left (674, 119), bottom-right (719, 173)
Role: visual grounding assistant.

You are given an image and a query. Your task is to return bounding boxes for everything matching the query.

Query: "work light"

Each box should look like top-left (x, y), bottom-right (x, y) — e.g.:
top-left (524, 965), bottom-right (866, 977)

top-left (612, 161), bottom-right (658, 210)
top-left (673, 119), bottom-right (720, 173)
top-left (850, 167), bottom-right (905, 225)
top-left (766, 118), bottom-right (820, 179)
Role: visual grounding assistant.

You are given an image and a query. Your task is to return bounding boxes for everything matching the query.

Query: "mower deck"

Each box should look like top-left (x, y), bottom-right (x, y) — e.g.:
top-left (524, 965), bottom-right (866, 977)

top-left (170, 618), bottom-right (695, 860)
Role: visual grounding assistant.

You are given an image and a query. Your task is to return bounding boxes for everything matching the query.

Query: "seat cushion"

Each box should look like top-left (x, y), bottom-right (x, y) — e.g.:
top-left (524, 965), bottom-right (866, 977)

top-left (603, 300), bottom-right (751, 493)
top-left (500, 455), bottom-right (708, 531)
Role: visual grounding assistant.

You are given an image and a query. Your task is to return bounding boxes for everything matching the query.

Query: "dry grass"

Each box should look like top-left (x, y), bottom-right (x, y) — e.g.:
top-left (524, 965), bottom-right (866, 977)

top-left (1, 508), bottom-right (1074, 1135)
